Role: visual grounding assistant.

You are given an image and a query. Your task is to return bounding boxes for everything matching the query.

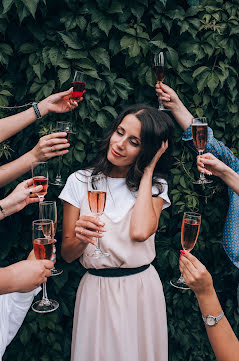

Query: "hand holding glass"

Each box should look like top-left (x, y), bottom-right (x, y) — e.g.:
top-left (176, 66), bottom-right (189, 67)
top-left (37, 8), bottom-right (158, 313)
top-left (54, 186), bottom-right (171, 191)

top-left (32, 219), bottom-right (59, 313)
top-left (87, 175), bottom-right (109, 258)
top-left (170, 212), bottom-right (201, 289)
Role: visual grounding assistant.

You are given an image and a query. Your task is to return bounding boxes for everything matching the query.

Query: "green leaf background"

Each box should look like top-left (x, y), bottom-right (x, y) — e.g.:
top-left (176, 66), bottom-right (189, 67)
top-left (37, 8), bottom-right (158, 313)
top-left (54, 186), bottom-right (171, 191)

top-left (0, 0), bottom-right (239, 360)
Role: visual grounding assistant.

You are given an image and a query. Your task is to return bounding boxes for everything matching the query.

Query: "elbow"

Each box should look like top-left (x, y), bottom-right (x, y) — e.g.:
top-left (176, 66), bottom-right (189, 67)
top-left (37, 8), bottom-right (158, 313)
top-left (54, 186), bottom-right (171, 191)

top-left (130, 230), bottom-right (149, 242)
top-left (61, 247), bottom-right (74, 264)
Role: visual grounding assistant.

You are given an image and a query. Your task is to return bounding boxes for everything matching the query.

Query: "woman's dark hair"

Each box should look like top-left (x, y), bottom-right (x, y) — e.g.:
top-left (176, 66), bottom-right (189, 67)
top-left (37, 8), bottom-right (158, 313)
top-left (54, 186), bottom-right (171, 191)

top-left (87, 104), bottom-right (174, 195)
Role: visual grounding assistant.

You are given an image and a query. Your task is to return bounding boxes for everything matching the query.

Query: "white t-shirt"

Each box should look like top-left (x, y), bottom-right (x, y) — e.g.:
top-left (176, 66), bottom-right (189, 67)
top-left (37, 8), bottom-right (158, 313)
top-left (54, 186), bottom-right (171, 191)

top-left (0, 287), bottom-right (40, 360)
top-left (59, 170), bottom-right (171, 222)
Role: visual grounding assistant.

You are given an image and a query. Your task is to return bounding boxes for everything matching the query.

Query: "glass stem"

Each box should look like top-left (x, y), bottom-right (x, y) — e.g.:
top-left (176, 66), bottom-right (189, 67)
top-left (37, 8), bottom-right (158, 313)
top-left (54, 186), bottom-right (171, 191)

top-left (56, 155), bottom-right (62, 179)
top-left (39, 197), bottom-right (44, 218)
top-left (198, 150), bottom-right (206, 180)
top-left (95, 215), bottom-right (101, 251)
top-left (42, 282), bottom-right (49, 302)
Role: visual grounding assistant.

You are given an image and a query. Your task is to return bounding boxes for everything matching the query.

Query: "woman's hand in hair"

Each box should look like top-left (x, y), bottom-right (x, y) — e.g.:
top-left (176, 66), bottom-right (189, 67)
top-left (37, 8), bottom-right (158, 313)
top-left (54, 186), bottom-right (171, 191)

top-left (29, 132), bottom-right (70, 162)
top-left (75, 216), bottom-right (106, 246)
top-left (145, 140), bottom-right (168, 174)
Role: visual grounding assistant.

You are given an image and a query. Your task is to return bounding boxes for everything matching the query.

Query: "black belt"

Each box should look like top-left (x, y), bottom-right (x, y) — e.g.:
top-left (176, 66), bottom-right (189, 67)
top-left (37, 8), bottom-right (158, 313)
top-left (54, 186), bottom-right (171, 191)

top-left (87, 264), bottom-right (150, 277)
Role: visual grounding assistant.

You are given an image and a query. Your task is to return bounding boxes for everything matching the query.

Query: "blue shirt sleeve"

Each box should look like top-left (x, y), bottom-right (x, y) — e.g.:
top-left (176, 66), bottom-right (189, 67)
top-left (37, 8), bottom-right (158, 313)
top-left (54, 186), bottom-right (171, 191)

top-left (182, 125), bottom-right (239, 172)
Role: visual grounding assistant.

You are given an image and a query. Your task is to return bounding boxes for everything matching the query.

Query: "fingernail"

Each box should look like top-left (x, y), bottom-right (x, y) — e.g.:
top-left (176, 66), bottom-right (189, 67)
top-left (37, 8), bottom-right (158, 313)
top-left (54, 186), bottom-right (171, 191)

top-left (99, 221), bottom-right (104, 226)
top-left (179, 256), bottom-right (181, 260)
top-left (51, 256), bottom-right (56, 261)
top-left (180, 250), bottom-right (186, 254)
top-left (53, 249), bottom-right (56, 254)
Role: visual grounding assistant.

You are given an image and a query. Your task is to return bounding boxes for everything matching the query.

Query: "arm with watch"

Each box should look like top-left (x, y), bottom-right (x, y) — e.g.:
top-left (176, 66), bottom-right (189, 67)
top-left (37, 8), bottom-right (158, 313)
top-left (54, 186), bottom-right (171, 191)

top-left (0, 88), bottom-right (79, 143)
top-left (180, 251), bottom-right (239, 361)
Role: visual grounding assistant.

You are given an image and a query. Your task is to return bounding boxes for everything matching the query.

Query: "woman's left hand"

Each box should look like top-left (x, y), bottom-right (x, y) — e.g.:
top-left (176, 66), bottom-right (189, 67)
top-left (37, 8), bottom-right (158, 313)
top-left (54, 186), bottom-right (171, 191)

top-left (38, 88), bottom-right (82, 115)
top-left (145, 140), bottom-right (168, 173)
top-left (1, 178), bottom-right (42, 217)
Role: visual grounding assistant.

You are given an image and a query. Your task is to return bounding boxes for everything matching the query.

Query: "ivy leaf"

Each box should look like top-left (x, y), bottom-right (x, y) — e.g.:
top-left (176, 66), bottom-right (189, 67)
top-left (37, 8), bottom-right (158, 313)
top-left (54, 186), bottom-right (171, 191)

top-left (58, 68), bottom-right (71, 86)
top-left (22, 0), bottom-right (40, 18)
top-left (2, 0), bottom-right (14, 13)
top-left (207, 72), bottom-right (219, 95)
top-left (58, 32), bottom-right (82, 50)
top-left (90, 48), bottom-right (110, 69)
top-left (96, 112), bottom-right (109, 128)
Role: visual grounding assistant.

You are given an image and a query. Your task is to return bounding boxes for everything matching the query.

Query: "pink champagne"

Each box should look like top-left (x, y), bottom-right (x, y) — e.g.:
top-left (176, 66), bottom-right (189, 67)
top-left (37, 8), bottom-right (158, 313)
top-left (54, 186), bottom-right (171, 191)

top-left (153, 65), bottom-right (165, 82)
top-left (33, 176), bottom-right (48, 197)
top-left (181, 219), bottom-right (200, 251)
top-left (70, 81), bottom-right (85, 103)
top-left (33, 238), bottom-right (54, 260)
top-left (192, 124), bottom-right (208, 152)
top-left (88, 191), bottom-right (106, 215)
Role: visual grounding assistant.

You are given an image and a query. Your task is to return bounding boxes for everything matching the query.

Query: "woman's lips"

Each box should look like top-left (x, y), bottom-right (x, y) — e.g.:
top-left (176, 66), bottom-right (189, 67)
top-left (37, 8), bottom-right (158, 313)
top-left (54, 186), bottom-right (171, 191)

top-left (111, 148), bottom-right (124, 157)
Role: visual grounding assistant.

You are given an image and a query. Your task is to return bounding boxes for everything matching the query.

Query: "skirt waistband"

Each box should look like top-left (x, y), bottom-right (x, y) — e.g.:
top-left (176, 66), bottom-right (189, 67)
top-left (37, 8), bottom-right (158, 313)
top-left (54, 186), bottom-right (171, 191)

top-left (87, 264), bottom-right (150, 277)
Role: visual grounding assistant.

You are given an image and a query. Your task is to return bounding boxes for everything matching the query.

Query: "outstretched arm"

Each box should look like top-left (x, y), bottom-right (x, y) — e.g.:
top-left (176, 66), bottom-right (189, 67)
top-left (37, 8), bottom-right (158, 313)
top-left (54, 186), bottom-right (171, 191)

top-left (0, 88), bottom-right (80, 142)
top-left (180, 251), bottom-right (239, 361)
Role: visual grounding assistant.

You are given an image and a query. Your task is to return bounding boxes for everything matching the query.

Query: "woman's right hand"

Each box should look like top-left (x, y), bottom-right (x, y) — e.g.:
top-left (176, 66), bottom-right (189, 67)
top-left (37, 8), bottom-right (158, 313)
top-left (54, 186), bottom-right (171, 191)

top-left (75, 215), bottom-right (106, 246)
top-left (30, 132), bottom-right (70, 162)
top-left (155, 83), bottom-right (182, 112)
top-left (197, 153), bottom-right (227, 178)
top-left (179, 251), bottom-right (214, 297)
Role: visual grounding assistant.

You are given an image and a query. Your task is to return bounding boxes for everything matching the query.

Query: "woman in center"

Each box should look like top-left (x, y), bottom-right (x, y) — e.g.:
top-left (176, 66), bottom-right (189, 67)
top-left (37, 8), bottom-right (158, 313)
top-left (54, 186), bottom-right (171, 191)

top-left (59, 104), bottom-right (174, 361)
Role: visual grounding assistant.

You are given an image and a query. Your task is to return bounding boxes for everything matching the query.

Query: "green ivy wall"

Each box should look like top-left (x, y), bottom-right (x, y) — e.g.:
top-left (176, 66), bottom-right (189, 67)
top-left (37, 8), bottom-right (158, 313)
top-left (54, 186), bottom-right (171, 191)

top-left (0, 0), bottom-right (239, 360)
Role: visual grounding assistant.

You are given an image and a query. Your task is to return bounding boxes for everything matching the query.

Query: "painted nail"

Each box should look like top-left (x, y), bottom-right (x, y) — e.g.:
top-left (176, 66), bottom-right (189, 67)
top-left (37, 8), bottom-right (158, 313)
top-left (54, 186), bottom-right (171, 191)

top-left (53, 248), bottom-right (56, 254)
top-left (51, 256), bottom-right (56, 261)
top-left (180, 250), bottom-right (186, 254)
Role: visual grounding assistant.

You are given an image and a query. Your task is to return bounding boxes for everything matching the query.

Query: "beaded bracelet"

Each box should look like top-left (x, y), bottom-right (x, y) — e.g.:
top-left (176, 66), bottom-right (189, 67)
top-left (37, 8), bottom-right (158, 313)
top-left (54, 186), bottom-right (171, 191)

top-left (32, 102), bottom-right (42, 119)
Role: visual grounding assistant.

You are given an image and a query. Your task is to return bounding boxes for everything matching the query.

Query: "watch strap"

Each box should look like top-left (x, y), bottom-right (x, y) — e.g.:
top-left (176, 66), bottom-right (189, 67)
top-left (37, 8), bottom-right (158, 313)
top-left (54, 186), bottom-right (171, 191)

top-left (32, 101), bottom-right (42, 119)
top-left (202, 311), bottom-right (224, 326)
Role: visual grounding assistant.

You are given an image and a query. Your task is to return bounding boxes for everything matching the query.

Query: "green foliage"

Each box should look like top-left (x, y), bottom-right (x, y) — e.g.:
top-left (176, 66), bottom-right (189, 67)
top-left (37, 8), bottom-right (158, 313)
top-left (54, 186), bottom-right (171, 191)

top-left (0, 0), bottom-right (239, 360)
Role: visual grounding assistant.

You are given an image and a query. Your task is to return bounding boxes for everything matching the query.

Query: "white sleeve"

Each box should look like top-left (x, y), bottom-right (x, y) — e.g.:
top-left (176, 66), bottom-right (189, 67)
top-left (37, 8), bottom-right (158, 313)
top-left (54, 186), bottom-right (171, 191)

top-left (58, 171), bottom-right (86, 209)
top-left (152, 178), bottom-right (171, 210)
top-left (0, 287), bottom-right (40, 359)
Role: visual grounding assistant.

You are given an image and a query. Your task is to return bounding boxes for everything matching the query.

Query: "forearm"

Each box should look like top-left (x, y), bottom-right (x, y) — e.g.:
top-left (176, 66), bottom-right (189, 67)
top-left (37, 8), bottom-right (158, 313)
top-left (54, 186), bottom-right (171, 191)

top-left (130, 169), bottom-right (158, 241)
top-left (171, 101), bottom-right (193, 131)
top-left (220, 166), bottom-right (239, 195)
top-left (61, 237), bottom-right (88, 263)
top-left (0, 150), bottom-right (37, 187)
top-left (0, 266), bottom-right (19, 294)
top-left (196, 290), bottom-right (239, 361)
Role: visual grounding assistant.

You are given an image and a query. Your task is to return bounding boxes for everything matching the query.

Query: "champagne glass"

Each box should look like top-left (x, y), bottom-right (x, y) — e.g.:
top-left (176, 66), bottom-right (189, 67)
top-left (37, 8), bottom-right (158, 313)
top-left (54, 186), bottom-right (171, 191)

top-left (69, 70), bottom-right (86, 105)
top-left (32, 162), bottom-right (48, 205)
top-left (32, 219), bottom-right (59, 313)
top-left (153, 52), bottom-right (170, 111)
top-left (192, 117), bottom-right (213, 184)
top-left (87, 175), bottom-right (109, 258)
top-left (170, 212), bottom-right (201, 289)
top-left (51, 121), bottom-right (72, 186)
top-left (39, 201), bottom-right (63, 276)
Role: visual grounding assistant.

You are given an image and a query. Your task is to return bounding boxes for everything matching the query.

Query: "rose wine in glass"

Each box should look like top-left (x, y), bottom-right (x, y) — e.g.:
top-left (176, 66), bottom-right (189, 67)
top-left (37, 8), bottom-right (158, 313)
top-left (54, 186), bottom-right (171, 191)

top-left (51, 121), bottom-right (72, 187)
top-left (153, 52), bottom-right (170, 112)
top-left (32, 162), bottom-right (48, 210)
top-left (31, 219), bottom-right (59, 313)
top-left (70, 71), bottom-right (86, 104)
top-left (87, 175), bottom-right (109, 258)
top-left (170, 212), bottom-right (201, 290)
top-left (192, 117), bottom-right (212, 185)
top-left (39, 201), bottom-right (63, 276)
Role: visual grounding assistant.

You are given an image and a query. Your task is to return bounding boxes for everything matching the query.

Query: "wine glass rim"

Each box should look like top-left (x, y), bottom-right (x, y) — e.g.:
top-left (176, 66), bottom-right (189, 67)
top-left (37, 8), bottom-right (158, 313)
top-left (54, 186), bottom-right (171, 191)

top-left (192, 117), bottom-right (207, 123)
top-left (32, 218), bottom-right (53, 225)
top-left (39, 201), bottom-right (56, 205)
top-left (183, 211), bottom-right (201, 217)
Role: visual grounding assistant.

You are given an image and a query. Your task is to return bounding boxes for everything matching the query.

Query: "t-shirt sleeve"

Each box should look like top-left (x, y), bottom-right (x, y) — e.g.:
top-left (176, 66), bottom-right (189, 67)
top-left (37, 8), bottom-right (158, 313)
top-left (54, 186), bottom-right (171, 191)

top-left (152, 179), bottom-right (171, 210)
top-left (58, 171), bottom-right (86, 209)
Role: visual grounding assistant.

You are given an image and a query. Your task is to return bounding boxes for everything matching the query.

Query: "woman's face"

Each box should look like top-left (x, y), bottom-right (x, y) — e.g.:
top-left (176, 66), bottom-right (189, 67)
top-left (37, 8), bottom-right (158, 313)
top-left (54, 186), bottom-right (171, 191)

top-left (107, 114), bottom-right (141, 176)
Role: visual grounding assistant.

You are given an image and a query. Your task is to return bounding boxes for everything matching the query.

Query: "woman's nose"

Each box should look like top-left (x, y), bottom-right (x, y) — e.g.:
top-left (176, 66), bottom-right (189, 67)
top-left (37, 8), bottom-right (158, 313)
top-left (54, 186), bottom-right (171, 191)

top-left (116, 137), bottom-right (126, 149)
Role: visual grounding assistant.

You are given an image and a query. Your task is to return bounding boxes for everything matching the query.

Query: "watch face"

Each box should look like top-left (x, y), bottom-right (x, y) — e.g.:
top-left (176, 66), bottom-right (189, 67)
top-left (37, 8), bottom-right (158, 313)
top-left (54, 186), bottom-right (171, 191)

top-left (207, 316), bottom-right (216, 326)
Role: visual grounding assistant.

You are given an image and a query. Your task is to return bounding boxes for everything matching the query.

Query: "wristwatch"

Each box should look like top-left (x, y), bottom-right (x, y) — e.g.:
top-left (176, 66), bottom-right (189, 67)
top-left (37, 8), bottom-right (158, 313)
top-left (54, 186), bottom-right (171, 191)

top-left (32, 101), bottom-right (42, 119)
top-left (202, 311), bottom-right (224, 327)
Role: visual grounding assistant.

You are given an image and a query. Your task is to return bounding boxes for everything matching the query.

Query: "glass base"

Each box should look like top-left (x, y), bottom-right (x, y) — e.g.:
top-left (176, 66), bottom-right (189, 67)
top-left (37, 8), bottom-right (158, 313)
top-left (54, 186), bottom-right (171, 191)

top-left (158, 105), bottom-right (171, 112)
top-left (87, 249), bottom-right (110, 258)
top-left (193, 178), bottom-right (213, 185)
top-left (32, 299), bottom-right (59, 313)
top-left (51, 267), bottom-right (63, 276)
top-left (170, 278), bottom-right (190, 290)
top-left (50, 176), bottom-right (65, 187)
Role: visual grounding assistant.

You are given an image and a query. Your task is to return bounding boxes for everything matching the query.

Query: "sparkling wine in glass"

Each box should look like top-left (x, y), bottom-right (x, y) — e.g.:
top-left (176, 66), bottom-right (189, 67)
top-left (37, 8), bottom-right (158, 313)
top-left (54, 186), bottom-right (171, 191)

top-left (31, 219), bottom-right (59, 313)
top-left (39, 201), bottom-right (63, 276)
top-left (87, 175), bottom-right (109, 258)
top-left (192, 117), bottom-right (212, 185)
top-left (153, 52), bottom-right (170, 112)
top-left (51, 121), bottom-right (72, 187)
top-left (170, 212), bottom-right (201, 290)
top-left (32, 162), bottom-right (48, 206)
top-left (69, 70), bottom-right (86, 105)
